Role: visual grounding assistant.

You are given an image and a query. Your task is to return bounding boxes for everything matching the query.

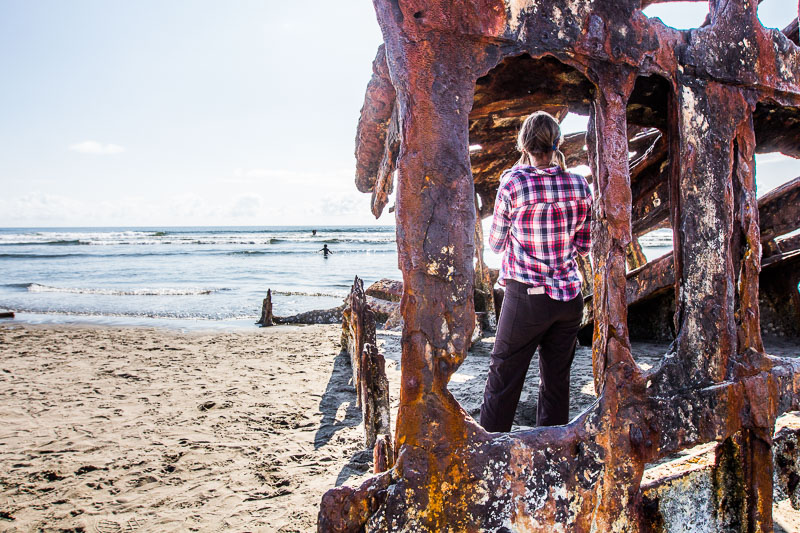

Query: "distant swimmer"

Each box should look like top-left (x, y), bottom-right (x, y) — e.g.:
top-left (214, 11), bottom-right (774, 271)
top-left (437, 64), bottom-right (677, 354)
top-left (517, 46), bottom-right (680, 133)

top-left (312, 229), bottom-right (317, 236)
top-left (319, 244), bottom-right (333, 258)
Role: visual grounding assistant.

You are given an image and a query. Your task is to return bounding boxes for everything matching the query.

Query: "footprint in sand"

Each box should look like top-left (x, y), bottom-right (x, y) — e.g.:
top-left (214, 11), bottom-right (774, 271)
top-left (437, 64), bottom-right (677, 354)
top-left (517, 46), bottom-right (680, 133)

top-left (124, 517), bottom-right (143, 531)
top-left (95, 519), bottom-right (122, 533)
top-left (95, 516), bottom-right (142, 532)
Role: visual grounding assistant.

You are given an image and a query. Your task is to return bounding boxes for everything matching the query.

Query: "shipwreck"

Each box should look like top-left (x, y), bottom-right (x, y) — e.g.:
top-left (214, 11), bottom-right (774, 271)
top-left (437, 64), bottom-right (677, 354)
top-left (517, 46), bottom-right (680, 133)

top-left (320, 1), bottom-right (800, 531)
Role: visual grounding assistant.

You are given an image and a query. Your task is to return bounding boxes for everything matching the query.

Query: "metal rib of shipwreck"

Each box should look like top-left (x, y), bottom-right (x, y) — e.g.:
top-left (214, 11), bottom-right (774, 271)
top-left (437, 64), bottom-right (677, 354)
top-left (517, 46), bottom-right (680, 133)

top-left (580, 175), bottom-right (800, 341)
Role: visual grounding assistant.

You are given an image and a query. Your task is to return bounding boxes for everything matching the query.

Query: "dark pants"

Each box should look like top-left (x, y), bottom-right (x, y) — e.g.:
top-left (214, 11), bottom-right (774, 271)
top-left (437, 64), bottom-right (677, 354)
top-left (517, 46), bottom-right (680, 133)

top-left (479, 279), bottom-right (583, 432)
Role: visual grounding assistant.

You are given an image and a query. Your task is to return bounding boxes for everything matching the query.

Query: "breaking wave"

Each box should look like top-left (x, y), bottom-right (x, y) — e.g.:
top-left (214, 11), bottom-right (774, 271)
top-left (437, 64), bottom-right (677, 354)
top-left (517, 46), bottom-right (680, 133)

top-left (0, 228), bottom-right (395, 247)
top-left (271, 290), bottom-right (348, 298)
top-left (25, 284), bottom-right (227, 296)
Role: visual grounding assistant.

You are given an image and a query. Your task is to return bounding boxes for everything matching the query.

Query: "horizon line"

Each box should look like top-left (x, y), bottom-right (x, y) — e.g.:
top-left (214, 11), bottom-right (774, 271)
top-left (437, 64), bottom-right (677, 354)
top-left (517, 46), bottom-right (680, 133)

top-left (0, 224), bottom-right (397, 230)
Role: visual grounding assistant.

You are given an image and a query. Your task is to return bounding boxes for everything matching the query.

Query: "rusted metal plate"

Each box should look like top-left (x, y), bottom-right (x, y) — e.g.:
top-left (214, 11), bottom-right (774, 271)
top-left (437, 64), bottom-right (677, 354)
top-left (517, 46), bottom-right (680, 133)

top-left (364, 279), bottom-right (403, 302)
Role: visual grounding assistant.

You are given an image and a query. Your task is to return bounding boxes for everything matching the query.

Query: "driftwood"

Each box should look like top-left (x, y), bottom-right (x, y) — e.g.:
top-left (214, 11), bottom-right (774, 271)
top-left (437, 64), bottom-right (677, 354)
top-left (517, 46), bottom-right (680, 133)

top-left (341, 276), bottom-right (391, 449)
top-left (320, 1), bottom-right (800, 532)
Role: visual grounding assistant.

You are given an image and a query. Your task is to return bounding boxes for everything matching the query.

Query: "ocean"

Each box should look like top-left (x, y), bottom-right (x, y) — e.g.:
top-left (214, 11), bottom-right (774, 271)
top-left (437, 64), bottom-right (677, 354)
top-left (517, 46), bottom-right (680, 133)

top-left (0, 226), bottom-right (672, 330)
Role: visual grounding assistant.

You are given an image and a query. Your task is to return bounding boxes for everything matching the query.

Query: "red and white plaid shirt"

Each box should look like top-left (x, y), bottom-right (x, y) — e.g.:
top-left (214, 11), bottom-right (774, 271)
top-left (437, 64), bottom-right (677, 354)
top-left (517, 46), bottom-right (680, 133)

top-left (489, 164), bottom-right (592, 301)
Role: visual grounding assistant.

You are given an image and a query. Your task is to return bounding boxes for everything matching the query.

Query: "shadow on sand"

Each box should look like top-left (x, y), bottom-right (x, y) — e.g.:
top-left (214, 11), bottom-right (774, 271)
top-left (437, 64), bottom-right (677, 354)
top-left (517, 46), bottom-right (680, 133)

top-left (314, 351), bottom-right (362, 450)
top-left (335, 449), bottom-right (373, 487)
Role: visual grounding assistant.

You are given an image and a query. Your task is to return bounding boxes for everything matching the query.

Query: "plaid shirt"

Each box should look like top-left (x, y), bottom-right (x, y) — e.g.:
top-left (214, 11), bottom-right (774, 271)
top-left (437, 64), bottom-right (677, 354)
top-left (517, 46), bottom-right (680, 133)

top-left (489, 164), bottom-right (592, 301)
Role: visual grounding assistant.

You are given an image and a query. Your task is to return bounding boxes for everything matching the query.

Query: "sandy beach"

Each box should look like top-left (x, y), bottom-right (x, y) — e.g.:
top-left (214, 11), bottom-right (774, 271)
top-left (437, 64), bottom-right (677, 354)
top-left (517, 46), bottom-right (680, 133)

top-left (0, 323), bottom-right (363, 532)
top-left (0, 322), bottom-right (797, 532)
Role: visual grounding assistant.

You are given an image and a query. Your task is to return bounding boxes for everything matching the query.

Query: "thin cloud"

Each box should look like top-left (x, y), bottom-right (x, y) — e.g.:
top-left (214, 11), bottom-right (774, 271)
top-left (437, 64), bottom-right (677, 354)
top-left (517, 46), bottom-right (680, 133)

top-left (229, 167), bottom-right (353, 183)
top-left (0, 193), bottom-right (83, 223)
top-left (308, 192), bottom-right (372, 218)
top-left (69, 141), bottom-right (126, 155)
top-left (227, 193), bottom-right (264, 218)
top-left (233, 168), bottom-right (272, 179)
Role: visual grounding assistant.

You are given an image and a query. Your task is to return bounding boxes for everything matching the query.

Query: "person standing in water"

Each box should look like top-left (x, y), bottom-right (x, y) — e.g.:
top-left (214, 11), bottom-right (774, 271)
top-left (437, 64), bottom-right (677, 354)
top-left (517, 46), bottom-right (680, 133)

top-left (479, 111), bottom-right (592, 432)
top-left (319, 244), bottom-right (333, 258)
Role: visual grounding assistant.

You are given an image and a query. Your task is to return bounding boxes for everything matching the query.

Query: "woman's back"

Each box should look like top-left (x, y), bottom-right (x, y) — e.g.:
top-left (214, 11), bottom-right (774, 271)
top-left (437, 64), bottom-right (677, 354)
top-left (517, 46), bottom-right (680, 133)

top-left (489, 164), bottom-right (592, 301)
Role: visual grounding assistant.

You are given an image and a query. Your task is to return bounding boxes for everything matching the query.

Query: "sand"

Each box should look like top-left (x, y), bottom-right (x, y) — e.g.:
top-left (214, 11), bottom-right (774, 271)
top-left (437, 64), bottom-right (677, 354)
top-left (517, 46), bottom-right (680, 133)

top-left (0, 322), bottom-right (797, 532)
top-left (0, 323), bottom-right (357, 532)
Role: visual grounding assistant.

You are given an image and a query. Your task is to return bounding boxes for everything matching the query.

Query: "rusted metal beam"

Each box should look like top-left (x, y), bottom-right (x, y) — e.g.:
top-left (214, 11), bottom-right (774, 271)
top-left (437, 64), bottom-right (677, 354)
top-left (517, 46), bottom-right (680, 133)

top-left (758, 176), bottom-right (800, 243)
top-left (754, 103), bottom-right (800, 159)
top-left (630, 135), bottom-right (670, 237)
top-left (784, 18), bottom-right (799, 45)
top-left (626, 238), bottom-right (648, 271)
top-left (364, 279), bottom-right (403, 302)
top-left (370, 106), bottom-right (400, 218)
top-left (760, 243), bottom-right (800, 338)
top-left (354, 46), bottom-right (395, 196)
top-left (640, 0), bottom-right (707, 6)
top-left (584, 172), bottom-right (799, 333)
top-left (360, 343), bottom-right (391, 449)
top-left (341, 278), bottom-right (393, 449)
top-left (473, 195), bottom-right (496, 326)
top-left (255, 289), bottom-right (274, 327)
top-left (372, 434), bottom-right (394, 474)
top-left (340, 276), bottom-right (376, 408)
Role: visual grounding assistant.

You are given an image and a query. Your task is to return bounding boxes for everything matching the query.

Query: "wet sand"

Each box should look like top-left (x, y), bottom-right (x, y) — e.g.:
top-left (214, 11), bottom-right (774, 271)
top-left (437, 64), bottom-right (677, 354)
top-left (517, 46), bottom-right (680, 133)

top-left (0, 322), bottom-right (797, 532)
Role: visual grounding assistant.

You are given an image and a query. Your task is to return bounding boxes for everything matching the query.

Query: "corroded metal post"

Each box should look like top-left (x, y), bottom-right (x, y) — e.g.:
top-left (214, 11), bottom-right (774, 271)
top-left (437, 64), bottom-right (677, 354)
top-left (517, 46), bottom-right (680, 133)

top-left (587, 65), bottom-right (645, 530)
top-left (340, 276), bottom-right (376, 406)
top-left (341, 276), bottom-right (393, 450)
top-left (360, 343), bottom-right (391, 449)
top-left (256, 289), bottom-right (274, 327)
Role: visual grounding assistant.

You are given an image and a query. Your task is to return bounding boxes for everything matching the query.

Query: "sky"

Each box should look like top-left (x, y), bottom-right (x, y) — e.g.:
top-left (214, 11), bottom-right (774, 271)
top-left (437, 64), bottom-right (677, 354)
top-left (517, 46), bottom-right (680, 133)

top-left (0, 0), bottom-right (797, 228)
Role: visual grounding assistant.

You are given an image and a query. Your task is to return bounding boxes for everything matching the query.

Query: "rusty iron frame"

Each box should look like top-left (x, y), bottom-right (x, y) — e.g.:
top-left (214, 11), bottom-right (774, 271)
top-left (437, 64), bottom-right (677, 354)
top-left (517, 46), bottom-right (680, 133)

top-left (320, 1), bottom-right (800, 531)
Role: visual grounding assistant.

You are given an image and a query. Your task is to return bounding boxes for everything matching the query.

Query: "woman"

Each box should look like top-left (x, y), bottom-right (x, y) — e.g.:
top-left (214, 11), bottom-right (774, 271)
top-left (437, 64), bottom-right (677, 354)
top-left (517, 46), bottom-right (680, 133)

top-left (479, 111), bottom-right (592, 432)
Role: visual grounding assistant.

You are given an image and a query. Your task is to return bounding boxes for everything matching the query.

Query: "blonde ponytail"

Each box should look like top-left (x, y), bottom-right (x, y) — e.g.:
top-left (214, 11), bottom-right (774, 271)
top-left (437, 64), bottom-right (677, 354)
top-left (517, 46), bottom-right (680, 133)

top-left (516, 111), bottom-right (565, 169)
top-left (554, 148), bottom-right (566, 169)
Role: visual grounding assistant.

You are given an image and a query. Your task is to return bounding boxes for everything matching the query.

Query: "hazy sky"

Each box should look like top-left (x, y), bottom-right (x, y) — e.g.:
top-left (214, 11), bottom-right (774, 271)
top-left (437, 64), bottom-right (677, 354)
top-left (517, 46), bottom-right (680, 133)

top-left (0, 0), bottom-right (796, 227)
